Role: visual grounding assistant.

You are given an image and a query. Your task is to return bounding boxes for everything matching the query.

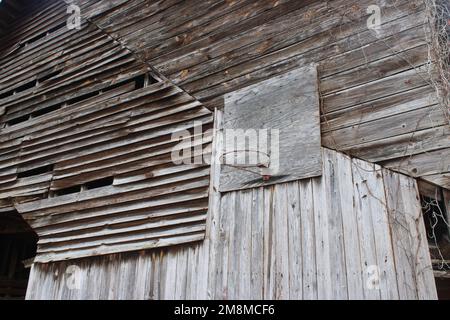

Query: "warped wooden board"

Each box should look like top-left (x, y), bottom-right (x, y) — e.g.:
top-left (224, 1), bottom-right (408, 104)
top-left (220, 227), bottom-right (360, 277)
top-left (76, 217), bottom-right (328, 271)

top-left (220, 65), bottom-right (322, 192)
top-left (383, 169), bottom-right (438, 300)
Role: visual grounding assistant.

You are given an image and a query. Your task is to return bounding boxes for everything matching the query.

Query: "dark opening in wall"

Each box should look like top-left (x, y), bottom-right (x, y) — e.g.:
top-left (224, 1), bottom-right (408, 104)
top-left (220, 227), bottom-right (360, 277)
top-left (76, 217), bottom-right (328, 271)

top-left (17, 165), bottom-right (54, 179)
top-left (134, 73), bottom-right (158, 89)
top-left (134, 74), bottom-right (147, 89)
top-left (38, 69), bottom-right (62, 83)
top-left (14, 80), bottom-right (37, 93)
top-left (423, 195), bottom-right (449, 245)
top-left (67, 91), bottom-right (99, 105)
top-left (85, 177), bottom-right (114, 190)
top-left (6, 114), bottom-right (30, 126)
top-left (6, 103), bottom-right (63, 127)
top-left (24, 32), bottom-right (47, 46)
top-left (31, 104), bottom-right (62, 118)
top-left (0, 69), bottom-right (63, 103)
top-left (420, 187), bottom-right (450, 300)
top-left (4, 90), bottom-right (96, 127)
top-left (45, 22), bottom-right (67, 36)
top-left (101, 73), bottom-right (158, 94)
top-left (0, 210), bottom-right (37, 300)
top-left (53, 185), bottom-right (81, 197)
top-left (0, 79), bottom-right (38, 101)
top-left (0, 89), bottom-right (14, 100)
top-left (21, 22), bottom-right (66, 47)
top-left (52, 176), bottom-right (114, 198)
top-left (2, 71), bottom-right (160, 128)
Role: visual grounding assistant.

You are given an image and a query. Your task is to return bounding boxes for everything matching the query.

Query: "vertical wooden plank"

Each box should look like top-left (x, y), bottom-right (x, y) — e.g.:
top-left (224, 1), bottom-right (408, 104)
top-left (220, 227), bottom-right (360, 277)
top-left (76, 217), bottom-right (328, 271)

top-left (382, 169), bottom-right (418, 300)
top-left (99, 255), bottom-right (113, 299)
top-left (352, 159), bottom-right (382, 300)
top-left (263, 186), bottom-right (275, 299)
top-left (43, 264), bottom-right (55, 300)
top-left (131, 253), bottom-right (143, 300)
top-left (250, 187), bottom-right (264, 299)
top-left (125, 256), bottom-right (138, 299)
top-left (27, 263), bottom-right (51, 300)
top-left (195, 244), bottom-right (206, 300)
top-left (335, 151), bottom-right (364, 299)
top-left (352, 159), bottom-right (399, 300)
top-left (147, 252), bottom-right (155, 299)
top-left (40, 264), bottom-right (53, 300)
top-left (238, 189), bottom-right (252, 299)
top-left (299, 179), bottom-right (317, 300)
top-left (368, 164), bottom-right (399, 300)
top-left (25, 263), bottom-right (38, 300)
top-left (205, 108), bottom-right (222, 299)
top-left (106, 256), bottom-right (119, 299)
top-left (150, 251), bottom-right (161, 299)
top-left (184, 246), bottom-right (194, 299)
top-left (57, 261), bottom-right (69, 300)
top-left (322, 149), bottom-right (348, 299)
top-left (227, 191), bottom-right (239, 299)
top-left (181, 246), bottom-right (191, 299)
top-left (214, 191), bottom-right (233, 299)
top-left (162, 250), bottom-right (177, 300)
top-left (116, 256), bottom-right (128, 300)
top-left (312, 169), bottom-right (332, 300)
top-left (134, 252), bottom-right (151, 300)
top-left (209, 107), bottom-right (227, 300)
top-left (197, 242), bottom-right (210, 299)
top-left (144, 253), bottom-right (153, 300)
top-left (46, 263), bottom-right (58, 300)
top-left (406, 178), bottom-right (438, 300)
top-left (80, 260), bottom-right (92, 300)
top-left (89, 259), bottom-right (101, 299)
top-left (273, 184), bottom-right (290, 299)
top-left (48, 264), bottom-right (61, 299)
top-left (384, 174), bottom-right (437, 299)
top-left (114, 256), bottom-right (123, 300)
top-left (287, 181), bottom-right (302, 299)
top-left (174, 248), bottom-right (188, 300)
top-left (128, 255), bottom-right (139, 299)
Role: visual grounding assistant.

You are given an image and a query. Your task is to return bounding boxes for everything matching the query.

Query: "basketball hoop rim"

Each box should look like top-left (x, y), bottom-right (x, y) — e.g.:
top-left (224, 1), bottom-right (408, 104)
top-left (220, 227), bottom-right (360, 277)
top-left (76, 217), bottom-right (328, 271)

top-left (219, 149), bottom-right (271, 169)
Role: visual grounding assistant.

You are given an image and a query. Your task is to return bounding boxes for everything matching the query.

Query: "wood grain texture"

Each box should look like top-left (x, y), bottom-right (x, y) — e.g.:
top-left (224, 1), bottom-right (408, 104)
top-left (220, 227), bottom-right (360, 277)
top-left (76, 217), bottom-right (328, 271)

top-left (25, 148), bottom-right (437, 300)
top-left (0, 0), bottom-right (442, 300)
top-left (0, 0), bottom-right (213, 262)
top-left (63, 0), bottom-right (449, 189)
top-left (220, 65), bottom-right (322, 192)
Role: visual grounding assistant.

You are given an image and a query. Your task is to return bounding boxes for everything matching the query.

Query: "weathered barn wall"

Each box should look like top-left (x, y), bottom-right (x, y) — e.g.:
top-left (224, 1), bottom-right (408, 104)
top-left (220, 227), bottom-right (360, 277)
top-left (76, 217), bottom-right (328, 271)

top-left (25, 148), bottom-right (437, 300)
top-left (0, 0), bottom-right (443, 300)
top-left (71, 0), bottom-right (450, 189)
top-left (0, 1), bottom-right (214, 262)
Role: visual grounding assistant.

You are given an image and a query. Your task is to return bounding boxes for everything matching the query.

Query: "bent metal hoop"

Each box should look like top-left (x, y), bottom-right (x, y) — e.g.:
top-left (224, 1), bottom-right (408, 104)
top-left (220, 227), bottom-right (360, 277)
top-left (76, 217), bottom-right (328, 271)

top-left (219, 150), bottom-right (272, 181)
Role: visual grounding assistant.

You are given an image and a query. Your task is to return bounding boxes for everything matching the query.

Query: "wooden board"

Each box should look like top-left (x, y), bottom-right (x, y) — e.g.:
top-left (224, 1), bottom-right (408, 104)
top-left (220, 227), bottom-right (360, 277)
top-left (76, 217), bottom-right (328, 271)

top-left (220, 65), bottom-right (322, 192)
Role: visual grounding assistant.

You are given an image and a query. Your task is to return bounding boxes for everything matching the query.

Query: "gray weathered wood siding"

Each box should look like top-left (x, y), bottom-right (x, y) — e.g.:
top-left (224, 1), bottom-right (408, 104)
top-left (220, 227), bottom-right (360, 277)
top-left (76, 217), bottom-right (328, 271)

top-left (25, 147), bottom-right (437, 300)
top-left (70, 0), bottom-right (449, 189)
top-left (220, 65), bottom-right (322, 191)
top-left (0, 0), bottom-right (442, 300)
top-left (0, 0), bottom-right (213, 263)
